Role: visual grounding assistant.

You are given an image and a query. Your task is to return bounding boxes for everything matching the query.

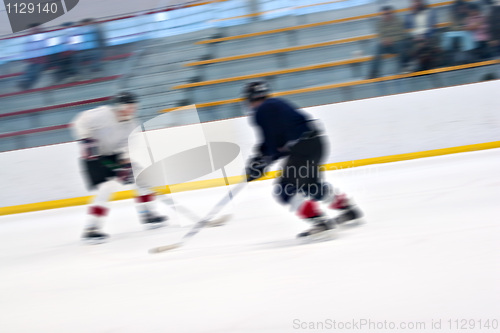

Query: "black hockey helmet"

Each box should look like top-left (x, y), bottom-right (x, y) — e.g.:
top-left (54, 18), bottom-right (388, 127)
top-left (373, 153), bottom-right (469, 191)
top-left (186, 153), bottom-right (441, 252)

top-left (113, 91), bottom-right (138, 105)
top-left (242, 81), bottom-right (270, 102)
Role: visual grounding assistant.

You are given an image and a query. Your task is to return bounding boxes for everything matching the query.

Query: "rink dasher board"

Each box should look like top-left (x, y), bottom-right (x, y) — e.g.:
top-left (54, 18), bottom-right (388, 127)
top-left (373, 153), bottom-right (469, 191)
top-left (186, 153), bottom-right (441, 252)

top-left (1, 80), bottom-right (500, 213)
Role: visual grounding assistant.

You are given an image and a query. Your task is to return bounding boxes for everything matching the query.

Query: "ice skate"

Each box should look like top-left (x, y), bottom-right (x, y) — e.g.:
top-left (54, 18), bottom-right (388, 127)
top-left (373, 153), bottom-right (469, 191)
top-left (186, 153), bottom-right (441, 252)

top-left (81, 227), bottom-right (109, 244)
top-left (140, 212), bottom-right (168, 229)
top-left (297, 216), bottom-right (335, 240)
top-left (328, 194), bottom-right (364, 225)
top-left (333, 206), bottom-right (363, 225)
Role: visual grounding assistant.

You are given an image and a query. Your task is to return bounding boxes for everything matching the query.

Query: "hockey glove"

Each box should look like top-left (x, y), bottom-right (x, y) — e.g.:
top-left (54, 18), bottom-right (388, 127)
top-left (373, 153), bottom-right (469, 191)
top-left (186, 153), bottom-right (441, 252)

top-left (80, 138), bottom-right (99, 161)
top-left (115, 162), bottom-right (134, 185)
top-left (246, 155), bottom-right (271, 182)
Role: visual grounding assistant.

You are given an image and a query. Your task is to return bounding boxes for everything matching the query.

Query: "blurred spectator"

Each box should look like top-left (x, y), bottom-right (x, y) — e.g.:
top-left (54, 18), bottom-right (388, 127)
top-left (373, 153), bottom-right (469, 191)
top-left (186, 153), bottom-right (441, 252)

top-left (441, 0), bottom-right (476, 65)
top-left (52, 22), bottom-right (80, 83)
top-left (18, 24), bottom-right (48, 90)
top-left (488, 0), bottom-right (500, 56)
top-left (450, 0), bottom-right (469, 31)
top-left (368, 6), bottom-right (409, 79)
top-left (76, 18), bottom-right (106, 78)
top-left (465, 3), bottom-right (491, 59)
top-left (405, 0), bottom-right (437, 39)
top-left (410, 38), bottom-right (442, 70)
top-left (405, 0), bottom-right (441, 71)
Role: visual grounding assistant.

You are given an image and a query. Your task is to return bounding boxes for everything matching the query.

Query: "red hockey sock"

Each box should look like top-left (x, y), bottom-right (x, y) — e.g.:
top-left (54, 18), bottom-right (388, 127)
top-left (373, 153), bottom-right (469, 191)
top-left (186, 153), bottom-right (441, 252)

top-left (329, 194), bottom-right (349, 210)
top-left (297, 200), bottom-right (323, 219)
top-left (88, 205), bottom-right (108, 217)
top-left (136, 194), bottom-right (155, 203)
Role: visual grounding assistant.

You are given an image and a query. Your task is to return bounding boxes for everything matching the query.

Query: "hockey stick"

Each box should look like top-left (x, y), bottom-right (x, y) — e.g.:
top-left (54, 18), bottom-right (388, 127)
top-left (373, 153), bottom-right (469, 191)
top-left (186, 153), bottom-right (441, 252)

top-left (158, 196), bottom-right (232, 227)
top-left (149, 181), bottom-right (247, 253)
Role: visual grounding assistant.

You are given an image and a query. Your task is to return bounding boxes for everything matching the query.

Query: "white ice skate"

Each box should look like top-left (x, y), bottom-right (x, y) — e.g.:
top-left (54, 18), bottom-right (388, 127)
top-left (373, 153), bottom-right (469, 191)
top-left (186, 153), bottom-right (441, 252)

top-left (81, 227), bottom-right (109, 245)
top-left (140, 212), bottom-right (168, 230)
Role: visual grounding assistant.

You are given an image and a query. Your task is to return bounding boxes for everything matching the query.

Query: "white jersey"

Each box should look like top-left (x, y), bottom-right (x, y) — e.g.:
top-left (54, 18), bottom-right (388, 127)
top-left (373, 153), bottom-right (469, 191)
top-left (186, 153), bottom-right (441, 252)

top-left (71, 105), bottom-right (137, 158)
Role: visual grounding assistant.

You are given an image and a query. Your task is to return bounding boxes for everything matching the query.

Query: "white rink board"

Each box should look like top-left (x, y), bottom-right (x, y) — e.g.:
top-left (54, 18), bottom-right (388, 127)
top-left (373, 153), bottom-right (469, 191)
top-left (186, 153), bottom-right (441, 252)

top-left (0, 80), bottom-right (499, 206)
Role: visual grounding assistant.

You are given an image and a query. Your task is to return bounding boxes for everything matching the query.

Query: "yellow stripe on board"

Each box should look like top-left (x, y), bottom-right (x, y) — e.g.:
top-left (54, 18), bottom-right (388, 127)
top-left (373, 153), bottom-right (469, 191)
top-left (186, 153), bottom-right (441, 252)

top-left (1, 141), bottom-right (499, 216)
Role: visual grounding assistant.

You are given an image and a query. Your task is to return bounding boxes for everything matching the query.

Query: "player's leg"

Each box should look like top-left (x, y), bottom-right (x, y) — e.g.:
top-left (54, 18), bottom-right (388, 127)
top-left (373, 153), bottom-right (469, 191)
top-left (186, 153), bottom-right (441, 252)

top-left (110, 161), bottom-right (168, 228)
top-left (134, 182), bottom-right (168, 228)
top-left (275, 135), bottom-right (334, 237)
top-left (312, 183), bottom-right (363, 226)
top-left (277, 134), bottom-right (362, 237)
top-left (305, 136), bottom-right (363, 225)
top-left (82, 180), bottom-right (116, 242)
top-left (80, 155), bottom-right (120, 243)
top-left (275, 181), bottom-right (334, 238)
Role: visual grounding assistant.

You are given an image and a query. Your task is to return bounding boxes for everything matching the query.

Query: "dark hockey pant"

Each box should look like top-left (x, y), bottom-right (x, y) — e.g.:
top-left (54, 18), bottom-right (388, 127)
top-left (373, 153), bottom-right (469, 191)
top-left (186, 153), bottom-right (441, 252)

top-left (275, 134), bottom-right (330, 204)
top-left (82, 154), bottom-right (120, 190)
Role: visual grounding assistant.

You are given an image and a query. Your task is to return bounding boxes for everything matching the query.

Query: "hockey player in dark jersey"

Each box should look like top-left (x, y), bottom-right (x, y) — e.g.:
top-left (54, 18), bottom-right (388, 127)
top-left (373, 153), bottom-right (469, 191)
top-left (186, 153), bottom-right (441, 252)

top-left (243, 82), bottom-right (362, 238)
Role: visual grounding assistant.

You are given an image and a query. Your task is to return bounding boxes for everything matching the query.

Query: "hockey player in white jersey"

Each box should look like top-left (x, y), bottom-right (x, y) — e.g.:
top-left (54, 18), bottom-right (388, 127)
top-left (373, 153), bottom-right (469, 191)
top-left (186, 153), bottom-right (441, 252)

top-left (72, 92), bottom-right (167, 243)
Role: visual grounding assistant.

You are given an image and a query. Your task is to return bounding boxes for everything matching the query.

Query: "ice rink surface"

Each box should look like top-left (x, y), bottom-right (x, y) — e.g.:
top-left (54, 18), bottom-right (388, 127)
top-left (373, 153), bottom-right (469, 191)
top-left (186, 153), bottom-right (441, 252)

top-left (1, 149), bottom-right (499, 333)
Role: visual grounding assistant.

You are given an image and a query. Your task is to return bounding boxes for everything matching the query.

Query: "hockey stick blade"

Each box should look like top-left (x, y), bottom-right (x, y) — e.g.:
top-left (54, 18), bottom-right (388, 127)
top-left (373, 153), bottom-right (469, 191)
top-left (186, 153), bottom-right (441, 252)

top-left (149, 182), bottom-right (247, 254)
top-left (206, 213), bottom-right (232, 227)
top-left (149, 242), bottom-right (183, 254)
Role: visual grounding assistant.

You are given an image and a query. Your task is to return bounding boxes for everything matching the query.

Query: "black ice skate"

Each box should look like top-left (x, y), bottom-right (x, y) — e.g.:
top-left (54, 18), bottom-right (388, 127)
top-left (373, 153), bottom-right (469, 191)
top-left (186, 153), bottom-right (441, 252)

top-left (333, 206), bottom-right (363, 225)
top-left (329, 194), bottom-right (364, 225)
top-left (297, 216), bottom-right (335, 239)
top-left (82, 227), bottom-right (109, 244)
top-left (140, 212), bottom-right (167, 229)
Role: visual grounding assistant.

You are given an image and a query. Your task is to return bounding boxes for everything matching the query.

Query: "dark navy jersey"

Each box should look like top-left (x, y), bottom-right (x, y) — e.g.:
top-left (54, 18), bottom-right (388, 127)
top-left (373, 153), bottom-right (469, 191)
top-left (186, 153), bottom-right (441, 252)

top-left (252, 97), bottom-right (311, 159)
